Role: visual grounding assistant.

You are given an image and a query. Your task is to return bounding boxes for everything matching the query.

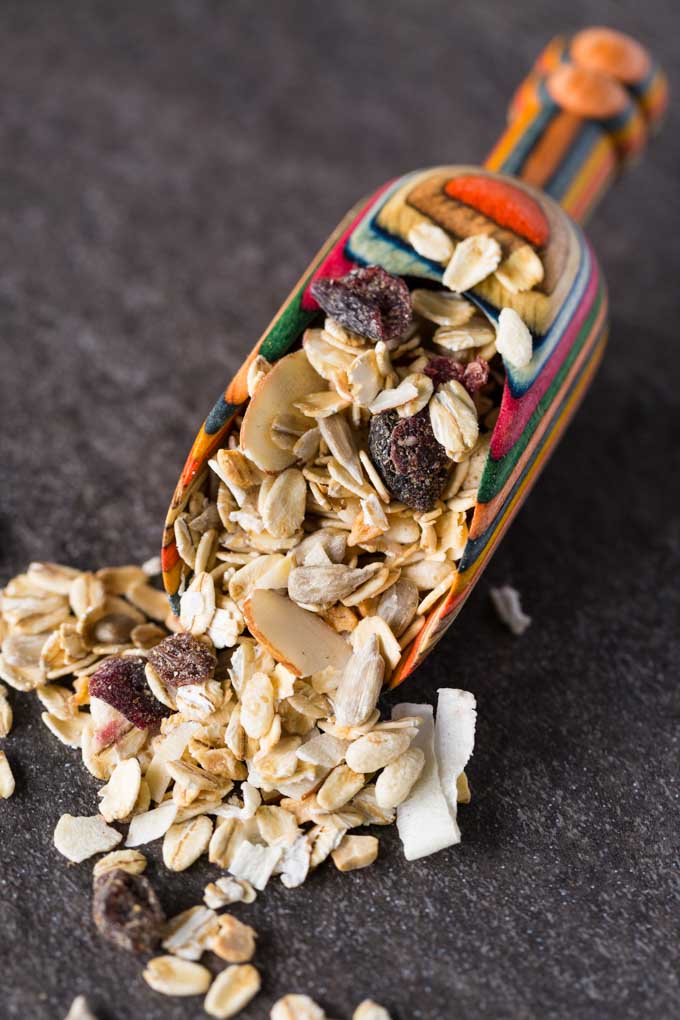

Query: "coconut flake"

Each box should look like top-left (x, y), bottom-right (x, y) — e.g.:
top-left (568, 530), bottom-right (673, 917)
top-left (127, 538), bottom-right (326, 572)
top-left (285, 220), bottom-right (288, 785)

top-left (53, 814), bottom-right (122, 863)
top-left (434, 689), bottom-right (476, 822)
top-left (393, 703), bottom-right (459, 860)
top-left (125, 801), bottom-right (178, 847)
top-left (490, 585), bottom-right (531, 635)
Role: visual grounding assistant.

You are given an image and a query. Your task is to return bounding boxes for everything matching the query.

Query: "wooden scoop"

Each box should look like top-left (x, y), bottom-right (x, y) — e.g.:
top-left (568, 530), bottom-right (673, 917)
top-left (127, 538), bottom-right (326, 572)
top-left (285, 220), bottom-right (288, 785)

top-left (161, 27), bottom-right (667, 686)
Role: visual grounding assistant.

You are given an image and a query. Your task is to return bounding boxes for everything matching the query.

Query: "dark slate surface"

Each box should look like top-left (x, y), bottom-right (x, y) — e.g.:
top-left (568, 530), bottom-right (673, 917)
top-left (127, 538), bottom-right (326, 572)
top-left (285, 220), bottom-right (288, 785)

top-left (1, 2), bottom-right (678, 1018)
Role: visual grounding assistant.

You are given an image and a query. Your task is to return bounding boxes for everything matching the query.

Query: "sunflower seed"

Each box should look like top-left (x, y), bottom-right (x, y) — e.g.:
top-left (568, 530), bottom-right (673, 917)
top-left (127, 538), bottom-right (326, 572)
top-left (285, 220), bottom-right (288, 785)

top-left (374, 747), bottom-right (426, 809)
top-left (316, 764), bottom-right (365, 811)
top-left (333, 634), bottom-right (384, 728)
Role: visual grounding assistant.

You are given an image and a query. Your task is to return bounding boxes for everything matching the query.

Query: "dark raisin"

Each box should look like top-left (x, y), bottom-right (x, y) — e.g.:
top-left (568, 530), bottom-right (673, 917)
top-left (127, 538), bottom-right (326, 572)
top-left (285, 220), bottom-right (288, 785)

top-left (424, 355), bottom-right (489, 394)
top-left (146, 632), bottom-right (216, 689)
top-left (88, 656), bottom-right (170, 729)
top-left (368, 409), bottom-right (451, 512)
top-left (310, 266), bottom-right (412, 346)
top-left (93, 869), bottom-right (165, 954)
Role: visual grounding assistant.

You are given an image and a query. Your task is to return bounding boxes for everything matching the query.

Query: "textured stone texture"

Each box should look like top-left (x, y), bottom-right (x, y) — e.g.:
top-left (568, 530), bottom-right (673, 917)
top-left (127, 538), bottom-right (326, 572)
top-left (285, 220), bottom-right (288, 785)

top-left (0, 2), bottom-right (678, 1019)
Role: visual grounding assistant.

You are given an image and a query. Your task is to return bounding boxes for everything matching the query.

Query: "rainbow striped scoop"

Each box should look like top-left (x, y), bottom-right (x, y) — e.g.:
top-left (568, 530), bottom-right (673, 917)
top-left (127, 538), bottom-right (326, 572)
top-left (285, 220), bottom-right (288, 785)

top-left (162, 27), bottom-right (666, 687)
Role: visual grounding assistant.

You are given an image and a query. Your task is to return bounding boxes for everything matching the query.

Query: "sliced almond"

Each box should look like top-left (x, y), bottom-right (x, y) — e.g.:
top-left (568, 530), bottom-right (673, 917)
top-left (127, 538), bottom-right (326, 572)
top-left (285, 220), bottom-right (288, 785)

top-left (294, 390), bottom-right (351, 418)
top-left (240, 350), bottom-right (325, 471)
top-left (368, 377), bottom-right (419, 415)
top-left (443, 234), bottom-right (501, 292)
top-left (244, 590), bottom-right (350, 677)
top-left (303, 327), bottom-right (356, 381)
top-left (351, 616), bottom-right (401, 671)
top-left (347, 349), bottom-right (382, 407)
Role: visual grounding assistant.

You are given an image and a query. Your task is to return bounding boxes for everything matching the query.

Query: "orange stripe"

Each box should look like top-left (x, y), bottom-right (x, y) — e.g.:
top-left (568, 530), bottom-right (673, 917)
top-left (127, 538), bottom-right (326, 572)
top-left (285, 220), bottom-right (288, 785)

top-left (520, 110), bottom-right (584, 187)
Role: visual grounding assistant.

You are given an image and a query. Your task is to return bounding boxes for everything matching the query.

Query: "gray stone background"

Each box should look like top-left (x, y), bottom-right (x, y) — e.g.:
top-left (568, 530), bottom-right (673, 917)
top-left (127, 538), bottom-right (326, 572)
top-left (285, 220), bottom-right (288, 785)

top-left (0, 2), bottom-right (678, 1018)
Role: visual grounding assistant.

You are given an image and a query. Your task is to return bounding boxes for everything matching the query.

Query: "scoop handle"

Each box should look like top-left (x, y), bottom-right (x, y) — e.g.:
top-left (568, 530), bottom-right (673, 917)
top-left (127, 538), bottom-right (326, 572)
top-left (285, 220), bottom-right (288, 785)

top-left (484, 27), bottom-right (668, 224)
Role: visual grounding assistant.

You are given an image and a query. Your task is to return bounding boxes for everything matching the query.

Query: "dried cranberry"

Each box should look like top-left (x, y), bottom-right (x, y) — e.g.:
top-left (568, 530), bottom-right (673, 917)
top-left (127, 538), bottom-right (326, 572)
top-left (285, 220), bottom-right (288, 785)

top-left (424, 355), bottom-right (489, 394)
top-left (368, 409), bottom-right (451, 511)
top-left (93, 869), bottom-right (165, 954)
top-left (461, 356), bottom-right (490, 394)
top-left (146, 632), bottom-right (216, 689)
top-left (88, 656), bottom-right (170, 729)
top-left (310, 266), bottom-right (411, 346)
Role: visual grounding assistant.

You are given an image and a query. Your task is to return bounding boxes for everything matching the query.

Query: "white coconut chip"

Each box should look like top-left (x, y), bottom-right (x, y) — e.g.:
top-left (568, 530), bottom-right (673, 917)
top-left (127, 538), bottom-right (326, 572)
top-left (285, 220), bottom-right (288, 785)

top-left (227, 839), bottom-right (283, 890)
top-left (278, 834), bottom-right (312, 888)
top-left (434, 689), bottom-right (477, 823)
top-left (53, 814), bottom-right (122, 863)
top-left (125, 801), bottom-right (178, 847)
top-left (490, 584), bottom-right (531, 635)
top-left (392, 703), bottom-right (459, 860)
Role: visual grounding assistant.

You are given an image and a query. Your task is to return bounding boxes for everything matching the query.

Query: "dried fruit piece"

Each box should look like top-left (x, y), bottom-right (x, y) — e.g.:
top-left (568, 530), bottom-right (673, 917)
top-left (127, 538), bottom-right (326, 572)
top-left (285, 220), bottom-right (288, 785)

top-left (310, 266), bottom-right (411, 347)
top-left (424, 355), bottom-right (489, 394)
top-left (368, 409), bottom-right (450, 512)
top-left (147, 633), bottom-right (216, 689)
top-left (92, 868), bottom-right (165, 953)
top-left (88, 656), bottom-right (169, 729)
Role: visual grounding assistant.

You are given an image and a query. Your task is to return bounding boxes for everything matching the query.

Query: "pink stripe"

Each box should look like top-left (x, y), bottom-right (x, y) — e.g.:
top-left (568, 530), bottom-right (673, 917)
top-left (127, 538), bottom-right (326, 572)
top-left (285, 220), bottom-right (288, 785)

top-left (301, 179), bottom-right (396, 312)
top-left (491, 253), bottom-right (600, 458)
